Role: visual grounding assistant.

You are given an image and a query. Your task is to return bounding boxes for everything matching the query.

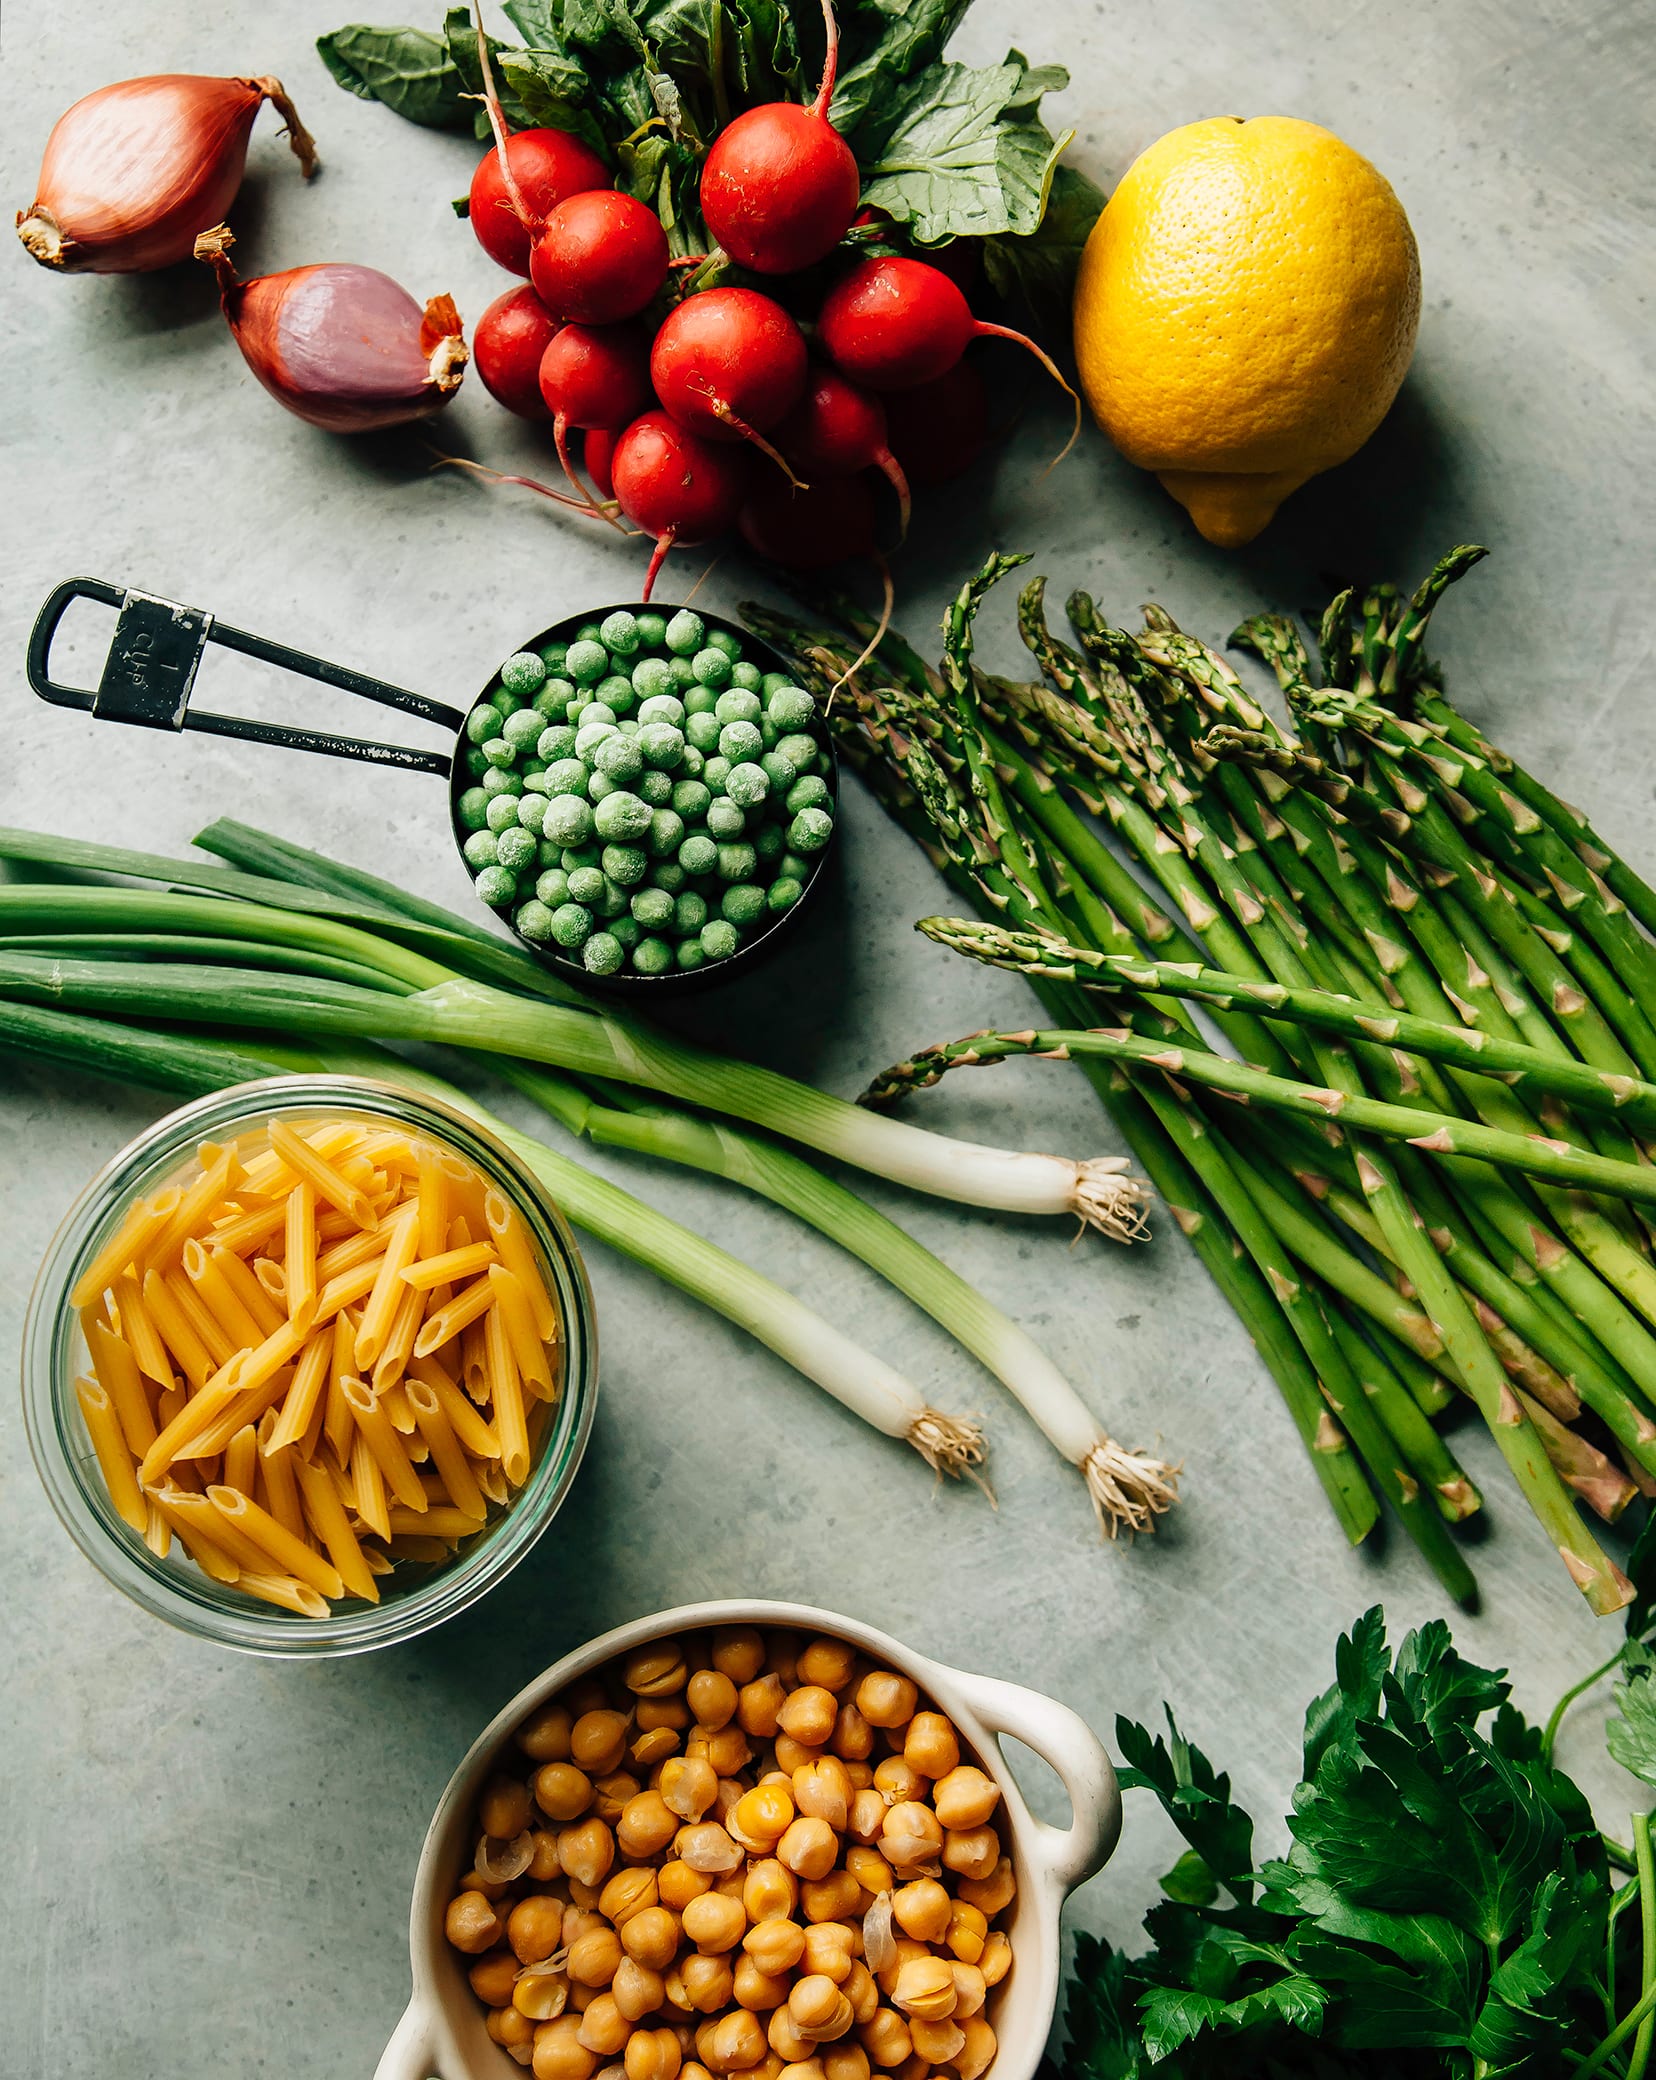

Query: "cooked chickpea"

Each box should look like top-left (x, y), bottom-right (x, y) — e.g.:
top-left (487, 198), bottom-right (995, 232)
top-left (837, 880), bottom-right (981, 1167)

top-left (743, 1858), bottom-right (799, 1923)
top-left (568, 1926), bottom-right (624, 1989)
top-left (705, 1725), bottom-right (755, 1777)
top-left (480, 1771), bottom-right (535, 1840)
top-left (891, 1880), bottom-right (951, 1945)
top-left (537, 1763), bottom-right (596, 1822)
top-left (619, 1905), bottom-right (682, 1972)
top-left (611, 1958), bottom-right (666, 2023)
top-left (777, 1817), bottom-right (839, 1882)
top-left (683, 1889), bottom-right (748, 1954)
top-left (943, 1902), bottom-right (987, 1965)
top-left (565, 1906), bottom-right (607, 1947)
top-left (518, 1969), bottom-right (575, 2023)
top-left (948, 1964), bottom-right (986, 2020)
top-left (824, 2045), bottom-right (870, 2080)
top-left (843, 1963), bottom-right (878, 2028)
top-left (857, 2009), bottom-right (912, 2069)
top-left (766, 1637), bottom-right (800, 1688)
top-left (659, 1859), bottom-right (714, 1911)
top-left (633, 1726), bottom-right (683, 1770)
top-left (528, 1831), bottom-right (565, 1884)
top-left (789, 1977), bottom-right (853, 2043)
top-left (955, 2016), bottom-right (995, 2080)
top-left (738, 1674), bottom-right (788, 1738)
top-left (638, 1694), bottom-right (693, 1733)
top-left (711, 1627), bottom-right (767, 1686)
top-left (578, 1993), bottom-right (632, 2057)
top-left (512, 1895), bottom-right (572, 1965)
top-left (831, 1706), bottom-right (874, 1765)
top-left (459, 1865), bottom-right (514, 1902)
top-left (601, 1868), bottom-right (660, 1927)
top-left (891, 1957), bottom-right (956, 2023)
top-left (713, 1781), bottom-right (747, 1827)
top-left (848, 1790), bottom-right (888, 1846)
top-left (872, 1759), bottom-right (924, 1806)
top-left (744, 1916), bottom-right (807, 1977)
top-left (626, 1644), bottom-right (690, 1697)
top-left (844, 1762), bottom-right (875, 1792)
top-left (800, 1923), bottom-right (854, 1981)
top-left (619, 1790), bottom-right (681, 1860)
top-left (594, 1773), bottom-right (643, 1825)
top-left (625, 2027), bottom-right (684, 2080)
top-left (880, 1804), bottom-right (943, 1876)
top-left (844, 1848), bottom-right (893, 1898)
top-left (875, 1942), bottom-right (930, 2001)
top-left (732, 1783), bottom-right (795, 1851)
top-left (943, 1827), bottom-right (1000, 1883)
top-left (956, 1857), bottom-right (1015, 1918)
top-left (777, 1687), bottom-right (838, 1747)
top-left (797, 1639), bottom-right (857, 1692)
top-left (793, 1758), bottom-right (852, 1829)
top-left (753, 2055), bottom-right (787, 2080)
top-left (677, 1822), bottom-right (744, 1875)
top-left (854, 1674), bottom-right (917, 1732)
top-left (900, 1714), bottom-right (958, 1780)
top-left (573, 1711), bottom-right (631, 1776)
top-left (978, 1931), bottom-right (1011, 1988)
top-left (910, 2019), bottom-right (965, 2065)
top-left (680, 2062), bottom-right (716, 2080)
top-left (661, 1757), bottom-right (719, 1824)
top-left (471, 1948), bottom-right (521, 2005)
top-left (768, 2006), bottom-right (814, 2063)
top-left (702, 2010), bottom-right (768, 2074)
top-left (447, 1890), bottom-right (505, 1954)
top-left (568, 1876), bottom-right (603, 1912)
top-left (771, 1734), bottom-right (818, 1775)
top-left (536, 2015), bottom-right (599, 2080)
top-left (560, 1817), bottom-right (617, 1889)
top-left (734, 1956), bottom-right (792, 2011)
top-left (801, 1870), bottom-right (864, 1924)
top-left (931, 1767), bottom-right (999, 1832)
top-left (490, 2004), bottom-right (539, 2050)
top-left (688, 1669), bottom-right (739, 1729)
top-left (780, 2062), bottom-right (828, 2080)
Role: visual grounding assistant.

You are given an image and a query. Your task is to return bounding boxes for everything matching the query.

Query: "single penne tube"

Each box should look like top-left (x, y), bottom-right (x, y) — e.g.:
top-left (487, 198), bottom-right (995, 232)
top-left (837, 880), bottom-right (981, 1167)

top-left (416, 1145), bottom-right (448, 1259)
top-left (483, 1190), bottom-right (558, 1343)
top-left (151, 1482), bottom-right (273, 1574)
top-left (446, 1213), bottom-right (472, 1250)
top-left (70, 1188), bottom-right (177, 1309)
top-left (141, 1268), bottom-right (212, 1390)
top-left (315, 1206), bottom-right (358, 1245)
top-left (254, 1256), bottom-right (287, 1305)
top-left (236, 1570), bottom-right (330, 1619)
top-left (222, 1423), bottom-right (259, 1497)
top-left (362, 1545), bottom-right (393, 1577)
top-left (265, 1118), bottom-right (379, 1227)
top-left (112, 1272), bottom-right (174, 1390)
top-left (256, 1417), bottom-right (305, 1542)
top-left (484, 1304), bottom-right (530, 1487)
top-left (207, 1201), bottom-right (287, 1258)
top-left (388, 1533), bottom-right (456, 1563)
top-left (183, 1238), bottom-right (265, 1350)
top-left (146, 1484), bottom-right (241, 1582)
top-left (313, 1253), bottom-right (389, 1329)
top-left (84, 1316), bottom-right (160, 1456)
top-left (163, 1266), bottom-right (236, 1368)
top-left (284, 1180), bottom-right (319, 1332)
top-left (351, 1435), bottom-right (392, 1541)
top-left (487, 1265), bottom-right (554, 1397)
top-left (76, 1376), bottom-right (147, 1532)
top-left (146, 1145), bottom-right (240, 1270)
top-left (295, 1452), bottom-right (380, 1603)
top-left (440, 1150), bottom-right (488, 1234)
top-left (354, 1202), bottom-right (422, 1369)
top-left (143, 1496), bottom-right (173, 1558)
top-left (210, 1242), bottom-right (285, 1338)
top-left (267, 1326), bottom-right (333, 1454)
top-left (475, 1459), bottom-right (509, 1506)
top-left (190, 1358), bottom-right (303, 1460)
top-left (401, 1241), bottom-right (498, 1292)
top-left (406, 1378), bottom-right (489, 1521)
top-left (387, 1505), bottom-right (484, 1539)
top-left (359, 1130), bottom-right (424, 1174)
top-left (373, 1284), bottom-right (424, 1396)
top-left (460, 1316), bottom-right (488, 1405)
top-left (342, 1376), bottom-right (427, 1510)
top-left (410, 1358), bottom-right (501, 1460)
top-left (380, 1375), bottom-right (417, 1436)
top-left (324, 1311), bottom-right (357, 1464)
top-left (138, 1364), bottom-right (246, 1484)
top-left (412, 1273), bottom-right (496, 1360)
top-left (206, 1485), bottom-right (345, 1601)
top-left (315, 1222), bottom-right (389, 1283)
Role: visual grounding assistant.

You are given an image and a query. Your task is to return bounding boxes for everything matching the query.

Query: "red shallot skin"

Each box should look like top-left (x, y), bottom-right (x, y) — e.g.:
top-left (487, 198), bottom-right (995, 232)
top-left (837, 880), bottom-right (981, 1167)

top-left (16, 74), bottom-right (316, 274)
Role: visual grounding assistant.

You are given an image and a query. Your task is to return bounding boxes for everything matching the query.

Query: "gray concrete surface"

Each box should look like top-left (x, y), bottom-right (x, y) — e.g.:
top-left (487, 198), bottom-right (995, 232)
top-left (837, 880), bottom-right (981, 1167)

top-left (3, 2), bottom-right (1654, 2073)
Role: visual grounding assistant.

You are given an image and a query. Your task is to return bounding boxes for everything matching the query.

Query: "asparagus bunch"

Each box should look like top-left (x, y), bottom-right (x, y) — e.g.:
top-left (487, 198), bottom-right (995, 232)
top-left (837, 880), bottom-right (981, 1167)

top-left (745, 549), bottom-right (1656, 1616)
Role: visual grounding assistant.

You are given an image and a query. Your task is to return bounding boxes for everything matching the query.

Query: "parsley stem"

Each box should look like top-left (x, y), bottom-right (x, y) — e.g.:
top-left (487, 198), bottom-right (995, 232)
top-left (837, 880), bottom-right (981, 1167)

top-left (1576, 1821), bottom-right (1656, 2080)
top-left (1545, 1650), bottom-right (1630, 1766)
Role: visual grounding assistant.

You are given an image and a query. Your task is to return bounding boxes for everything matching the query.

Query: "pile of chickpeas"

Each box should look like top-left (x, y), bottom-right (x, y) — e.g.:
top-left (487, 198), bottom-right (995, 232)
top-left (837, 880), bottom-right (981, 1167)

top-left (445, 1626), bottom-right (1015, 2078)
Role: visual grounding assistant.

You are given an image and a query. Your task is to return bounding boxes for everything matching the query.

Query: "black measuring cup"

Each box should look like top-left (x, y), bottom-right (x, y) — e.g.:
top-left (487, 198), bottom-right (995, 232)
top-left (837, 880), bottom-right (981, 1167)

top-left (26, 578), bottom-right (839, 996)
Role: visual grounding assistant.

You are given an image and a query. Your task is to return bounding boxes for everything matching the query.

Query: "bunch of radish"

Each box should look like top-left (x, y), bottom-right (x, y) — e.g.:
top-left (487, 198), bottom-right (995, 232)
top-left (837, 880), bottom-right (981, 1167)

top-left (466, 0), bottom-right (1066, 597)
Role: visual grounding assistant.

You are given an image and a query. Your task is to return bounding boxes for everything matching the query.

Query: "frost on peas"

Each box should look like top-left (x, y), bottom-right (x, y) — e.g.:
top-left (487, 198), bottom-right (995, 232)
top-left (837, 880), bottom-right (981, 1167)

top-left (583, 930), bottom-right (624, 976)
top-left (638, 771), bottom-right (674, 807)
top-left (767, 685), bottom-right (816, 730)
top-left (708, 628), bottom-right (742, 662)
top-left (533, 677), bottom-right (574, 718)
top-left (544, 757), bottom-right (589, 797)
top-left (718, 719), bottom-right (763, 764)
top-left (700, 917), bottom-right (740, 960)
top-left (536, 867), bottom-right (571, 906)
top-left (457, 786), bottom-right (490, 832)
top-left (549, 901), bottom-right (592, 949)
top-left (651, 860), bottom-right (686, 893)
top-left (515, 898), bottom-right (556, 942)
top-left (638, 721), bottom-right (686, 771)
top-left (567, 866), bottom-right (607, 905)
top-left (482, 736), bottom-right (517, 769)
top-left (632, 656), bottom-right (674, 702)
top-left (587, 769), bottom-right (617, 803)
top-left (725, 761), bottom-right (769, 810)
top-left (593, 733), bottom-right (644, 784)
top-left (637, 691), bottom-right (685, 728)
top-left (609, 914), bottom-right (642, 952)
top-left (730, 660), bottom-right (762, 693)
top-left (600, 609), bottom-right (641, 654)
top-left (566, 639), bottom-right (610, 686)
top-left (788, 805), bottom-right (834, 853)
top-left (716, 841), bottom-right (758, 882)
top-left (598, 673), bottom-right (637, 715)
top-left (496, 826), bottom-right (539, 873)
top-left (500, 651), bottom-right (548, 698)
top-left (635, 610), bottom-right (668, 649)
top-left (647, 807), bottom-right (686, 858)
top-left (684, 710), bottom-right (721, 754)
top-left (463, 829), bottom-right (499, 869)
top-left (759, 750), bottom-right (796, 793)
top-left (775, 732), bottom-right (819, 775)
top-left (480, 767), bottom-right (518, 799)
top-left (767, 875), bottom-right (804, 913)
top-left (575, 721), bottom-right (619, 760)
top-left (539, 641), bottom-right (570, 675)
top-left (680, 743), bottom-right (705, 778)
top-left (678, 832), bottom-right (718, 877)
top-left (632, 935), bottom-right (672, 975)
top-left (676, 938), bottom-right (706, 971)
top-left (602, 843), bottom-right (648, 888)
top-left (672, 778), bottom-right (711, 821)
top-left (485, 794), bottom-right (521, 835)
top-left (720, 883), bottom-right (765, 928)
top-left (516, 794), bottom-right (550, 836)
top-left (664, 608), bottom-right (704, 656)
top-left (706, 796), bottom-right (746, 842)
top-left (474, 864), bottom-right (518, 907)
top-left (692, 646), bottom-right (733, 691)
top-left (465, 702), bottom-right (504, 745)
top-left (702, 755), bottom-right (732, 793)
top-left (537, 724), bottom-right (578, 760)
top-left (714, 688), bottom-right (761, 726)
top-left (631, 885), bottom-right (675, 929)
top-left (593, 790), bottom-right (652, 842)
top-left (673, 889), bottom-right (709, 936)
top-left (786, 773), bottom-right (830, 815)
top-left (543, 795), bottom-right (595, 847)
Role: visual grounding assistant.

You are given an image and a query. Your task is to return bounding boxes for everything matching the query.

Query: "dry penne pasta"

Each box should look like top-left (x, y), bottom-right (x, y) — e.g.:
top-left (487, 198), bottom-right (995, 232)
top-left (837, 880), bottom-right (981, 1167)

top-left (70, 1109), bottom-right (565, 1619)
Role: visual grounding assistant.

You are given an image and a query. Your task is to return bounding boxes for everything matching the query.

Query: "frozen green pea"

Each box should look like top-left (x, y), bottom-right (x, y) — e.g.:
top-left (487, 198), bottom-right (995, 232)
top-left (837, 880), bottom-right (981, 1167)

top-left (638, 722), bottom-right (685, 771)
top-left (685, 710), bottom-right (721, 753)
top-left (562, 843), bottom-right (602, 871)
top-left (692, 646), bottom-right (732, 690)
top-left (636, 610), bottom-right (668, 650)
top-left (539, 838), bottom-right (563, 868)
top-left (587, 769), bottom-right (617, 803)
top-left (668, 656), bottom-right (698, 692)
top-left (486, 794), bottom-right (521, 835)
top-left (600, 610), bottom-right (641, 656)
top-left (767, 685), bottom-right (816, 730)
top-left (725, 761), bottom-right (768, 810)
top-left (522, 757), bottom-right (547, 780)
top-left (593, 733), bottom-right (644, 783)
top-left (672, 778), bottom-right (712, 821)
top-left (720, 883), bottom-right (765, 928)
top-left (714, 688), bottom-right (761, 726)
top-left (651, 860), bottom-right (687, 893)
top-left (676, 938), bottom-right (707, 972)
top-left (537, 724), bottom-right (578, 761)
top-left (482, 736), bottom-right (516, 769)
top-left (708, 628), bottom-right (742, 661)
top-left (778, 849), bottom-right (810, 883)
top-left (759, 750), bottom-right (796, 793)
top-left (716, 842), bottom-right (757, 882)
top-left (536, 867), bottom-right (571, 906)
top-left (583, 931), bottom-right (624, 976)
top-left (463, 830), bottom-right (499, 869)
top-left (515, 898), bottom-right (556, 942)
top-left (597, 674), bottom-right (636, 715)
top-left (474, 864), bottom-right (518, 907)
top-left (609, 915), bottom-right (642, 952)
top-left (752, 822), bottom-right (784, 863)
top-left (788, 806), bottom-right (833, 853)
top-left (766, 875), bottom-right (804, 913)
top-left (730, 661), bottom-right (762, 693)
top-left (706, 796), bottom-right (746, 841)
top-left (631, 885), bottom-right (675, 929)
top-left (679, 832), bottom-right (718, 877)
top-left (632, 935), bottom-right (672, 976)
top-left (533, 677), bottom-right (574, 718)
top-left (516, 794), bottom-right (550, 836)
top-left (540, 642), bottom-right (570, 675)
top-left (551, 902), bottom-right (593, 949)
top-left (567, 639), bottom-right (609, 686)
top-left (594, 877), bottom-right (628, 919)
top-left (700, 918), bottom-right (740, 960)
top-left (457, 786), bottom-right (490, 832)
top-left (594, 790), bottom-right (651, 842)
top-left (759, 718), bottom-right (778, 751)
top-left (494, 685), bottom-right (527, 716)
top-left (465, 745), bottom-right (489, 781)
top-left (761, 672), bottom-right (793, 697)
top-left (683, 683), bottom-right (718, 718)
top-left (502, 708), bottom-right (543, 751)
top-left (719, 720), bottom-right (763, 763)
top-left (702, 755), bottom-right (732, 793)
top-left (567, 866), bottom-right (607, 905)
top-left (480, 767), bottom-right (518, 800)
top-left (544, 757), bottom-right (589, 798)
top-left (786, 773), bottom-right (830, 815)
top-left (631, 656), bottom-right (673, 702)
top-left (575, 622), bottom-right (602, 645)
top-left (639, 770), bottom-right (674, 807)
top-left (501, 651), bottom-right (547, 698)
top-left (496, 827), bottom-right (538, 873)
top-left (465, 702), bottom-right (504, 745)
top-left (775, 733), bottom-right (818, 774)
top-left (673, 890), bottom-right (708, 935)
top-left (575, 721), bottom-right (619, 761)
top-left (647, 807), bottom-right (686, 858)
top-left (544, 795), bottom-right (595, 847)
top-left (680, 744), bottom-right (705, 777)
top-left (665, 609), bottom-right (704, 656)
top-left (618, 718), bottom-right (640, 737)
top-left (602, 843), bottom-right (648, 887)
top-left (637, 692), bottom-right (685, 728)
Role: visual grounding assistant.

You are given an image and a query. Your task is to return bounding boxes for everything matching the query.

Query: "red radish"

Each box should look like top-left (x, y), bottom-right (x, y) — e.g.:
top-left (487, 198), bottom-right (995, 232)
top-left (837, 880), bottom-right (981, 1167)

top-left (699, 0), bottom-right (859, 275)
top-left (538, 323), bottom-right (653, 502)
top-left (473, 285), bottom-right (561, 419)
top-left (194, 223), bottom-right (466, 434)
top-left (773, 366), bottom-right (910, 536)
top-left (583, 426), bottom-right (617, 501)
top-left (817, 254), bottom-right (1079, 461)
top-left (610, 409), bottom-right (752, 599)
top-left (530, 191), bottom-right (667, 324)
top-left (650, 288), bottom-right (808, 479)
top-left (16, 73), bottom-right (316, 274)
top-left (468, 128), bottom-right (609, 276)
top-left (886, 358), bottom-right (990, 487)
top-left (738, 472), bottom-right (876, 570)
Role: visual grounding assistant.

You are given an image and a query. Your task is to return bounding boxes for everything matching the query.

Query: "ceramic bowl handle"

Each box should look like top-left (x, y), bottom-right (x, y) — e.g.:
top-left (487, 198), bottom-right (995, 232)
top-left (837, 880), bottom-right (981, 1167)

top-left (375, 2001), bottom-right (440, 2080)
top-left (950, 1669), bottom-right (1121, 1897)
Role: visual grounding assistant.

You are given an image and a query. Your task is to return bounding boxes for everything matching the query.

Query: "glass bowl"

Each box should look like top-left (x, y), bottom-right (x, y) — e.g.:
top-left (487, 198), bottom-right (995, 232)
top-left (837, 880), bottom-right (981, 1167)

top-left (21, 1075), bottom-right (598, 1658)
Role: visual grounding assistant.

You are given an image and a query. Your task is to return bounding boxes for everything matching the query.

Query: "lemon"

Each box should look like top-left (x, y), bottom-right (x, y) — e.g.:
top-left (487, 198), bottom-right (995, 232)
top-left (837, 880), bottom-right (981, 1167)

top-left (1073, 116), bottom-right (1420, 545)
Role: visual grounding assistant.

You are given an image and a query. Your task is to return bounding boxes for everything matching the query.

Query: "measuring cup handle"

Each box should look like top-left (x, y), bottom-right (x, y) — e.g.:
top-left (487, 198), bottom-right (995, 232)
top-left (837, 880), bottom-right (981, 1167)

top-left (25, 574), bottom-right (463, 777)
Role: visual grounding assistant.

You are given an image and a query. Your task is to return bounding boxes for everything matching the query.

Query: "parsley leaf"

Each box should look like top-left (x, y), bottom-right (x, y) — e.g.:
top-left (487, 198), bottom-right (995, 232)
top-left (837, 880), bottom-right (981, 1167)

top-left (1608, 1644), bottom-right (1656, 1788)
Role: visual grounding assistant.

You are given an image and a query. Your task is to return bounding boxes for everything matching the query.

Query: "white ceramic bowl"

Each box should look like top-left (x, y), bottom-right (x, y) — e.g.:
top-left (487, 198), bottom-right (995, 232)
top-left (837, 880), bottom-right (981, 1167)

top-left (376, 1599), bottom-right (1120, 2080)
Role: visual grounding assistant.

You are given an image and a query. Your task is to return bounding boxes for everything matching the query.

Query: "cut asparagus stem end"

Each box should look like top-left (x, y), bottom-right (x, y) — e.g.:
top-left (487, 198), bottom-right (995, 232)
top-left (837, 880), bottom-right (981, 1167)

top-left (1081, 1437), bottom-right (1182, 1538)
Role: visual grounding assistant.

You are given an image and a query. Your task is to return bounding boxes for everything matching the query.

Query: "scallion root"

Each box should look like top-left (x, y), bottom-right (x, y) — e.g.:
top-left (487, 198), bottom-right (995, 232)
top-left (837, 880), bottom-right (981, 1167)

top-left (1073, 1157), bottom-right (1154, 1243)
top-left (1081, 1437), bottom-right (1181, 1538)
top-left (907, 1407), bottom-right (992, 1493)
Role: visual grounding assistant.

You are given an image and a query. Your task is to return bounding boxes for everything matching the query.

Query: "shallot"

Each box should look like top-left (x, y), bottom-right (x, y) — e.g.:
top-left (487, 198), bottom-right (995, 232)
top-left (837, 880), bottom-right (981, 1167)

top-left (16, 73), bottom-right (316, 274)
top-left (195, 224), bottom-right (466, 435)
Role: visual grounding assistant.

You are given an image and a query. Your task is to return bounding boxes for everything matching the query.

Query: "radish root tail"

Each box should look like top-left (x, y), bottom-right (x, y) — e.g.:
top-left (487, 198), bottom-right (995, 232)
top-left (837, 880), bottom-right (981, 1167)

top-left (707, 397), bottom-right (808, 487)
top-left (813, 0), bottom-right (842, 119)
top-left (554, 417), bottom-right (627, 532)
top-left (826, 553), bottom-right (894, 705)
top-left (641, 528), bottom-right (678, 601)
top-left (906, 1407), bottom-right (992, 1496)
top-left (973, 321), bottom-right (1082, 473)
top-left (1081, 1437), bottom-right (1181, 1538)
top-left (876, 447), bottom-right (911, 543)
top-left (428, 447), bottom-right (618, 517)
